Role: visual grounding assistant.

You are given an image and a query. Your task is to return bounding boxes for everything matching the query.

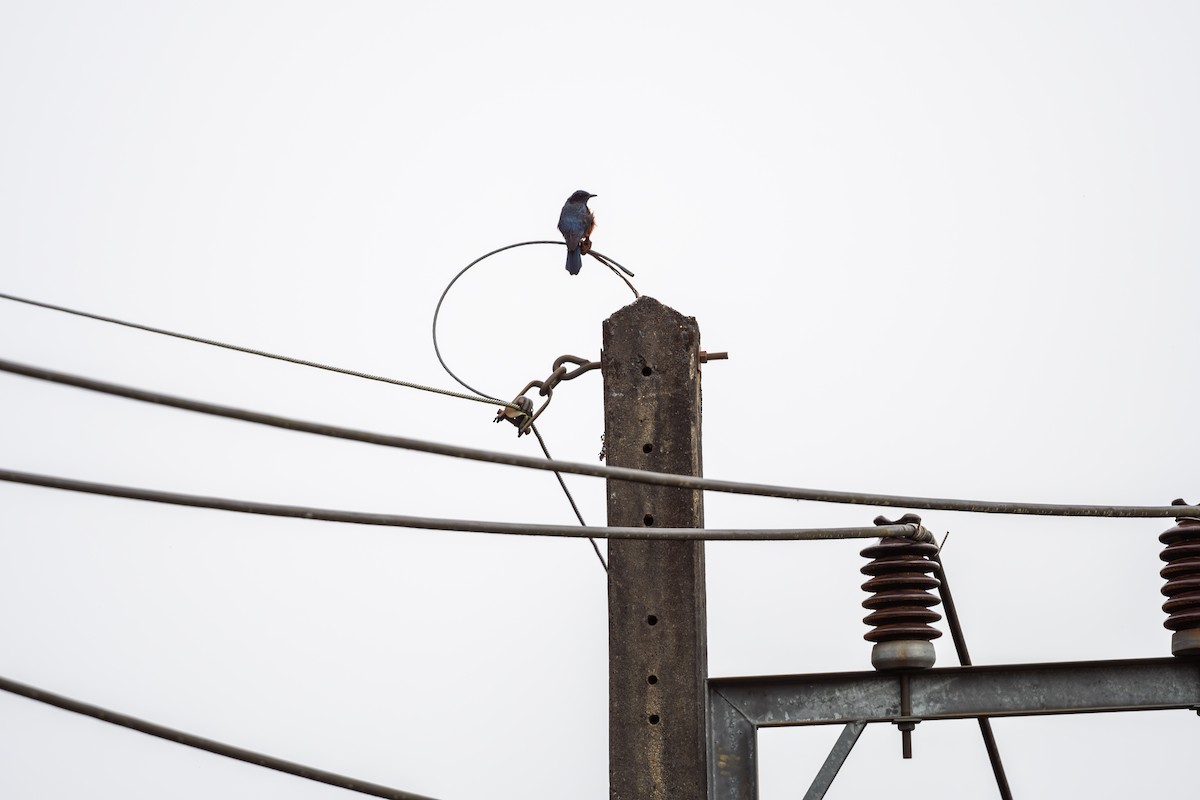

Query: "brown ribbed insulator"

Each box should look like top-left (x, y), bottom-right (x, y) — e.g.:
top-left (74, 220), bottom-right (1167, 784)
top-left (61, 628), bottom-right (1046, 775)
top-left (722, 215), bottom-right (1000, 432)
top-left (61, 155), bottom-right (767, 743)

top-left (861, 526), bottom-right (942, 670)
top-left (1159, 498), bottom-right (1200, 656)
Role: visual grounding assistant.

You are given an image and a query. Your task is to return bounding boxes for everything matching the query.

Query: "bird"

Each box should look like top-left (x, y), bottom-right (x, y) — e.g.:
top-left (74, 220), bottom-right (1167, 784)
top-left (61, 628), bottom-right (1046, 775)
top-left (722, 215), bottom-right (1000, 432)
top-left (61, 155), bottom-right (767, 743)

top-left (557, 190), bottom-right (596, 275)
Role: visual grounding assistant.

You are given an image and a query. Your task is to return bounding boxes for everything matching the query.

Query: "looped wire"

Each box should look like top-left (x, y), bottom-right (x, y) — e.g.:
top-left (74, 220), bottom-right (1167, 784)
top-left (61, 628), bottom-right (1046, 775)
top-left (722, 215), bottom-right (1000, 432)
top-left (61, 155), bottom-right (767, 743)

top-left (431, 241), bottom-right (636, 401)
top-left (433, 240), bottom-right (631, 573)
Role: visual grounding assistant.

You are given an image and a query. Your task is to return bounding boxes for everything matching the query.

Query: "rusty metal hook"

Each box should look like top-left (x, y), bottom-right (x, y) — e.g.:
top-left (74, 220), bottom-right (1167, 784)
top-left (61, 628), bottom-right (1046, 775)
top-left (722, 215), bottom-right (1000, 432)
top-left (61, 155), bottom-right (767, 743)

top-left (494, 355), bottom-right (602, 436)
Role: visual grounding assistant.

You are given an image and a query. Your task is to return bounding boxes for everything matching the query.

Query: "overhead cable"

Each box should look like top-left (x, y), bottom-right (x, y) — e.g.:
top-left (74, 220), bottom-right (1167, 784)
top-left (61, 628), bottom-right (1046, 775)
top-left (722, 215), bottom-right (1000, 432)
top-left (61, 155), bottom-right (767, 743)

top-left (0, 674), bottom-right (440, 800)
top-left (0, 291), bottom-right (513, 409)
top-left (0, 468), bottom-right (926, 541)
top-left (1, 357), bottom-right (1195, 519)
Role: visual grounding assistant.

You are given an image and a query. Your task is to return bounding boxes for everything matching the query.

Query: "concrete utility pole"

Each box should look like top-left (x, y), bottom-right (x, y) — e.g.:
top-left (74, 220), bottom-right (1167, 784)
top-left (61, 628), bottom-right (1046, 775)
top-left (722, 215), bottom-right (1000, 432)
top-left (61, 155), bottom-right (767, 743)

top-left (603, 297), bottom-right (708, 800)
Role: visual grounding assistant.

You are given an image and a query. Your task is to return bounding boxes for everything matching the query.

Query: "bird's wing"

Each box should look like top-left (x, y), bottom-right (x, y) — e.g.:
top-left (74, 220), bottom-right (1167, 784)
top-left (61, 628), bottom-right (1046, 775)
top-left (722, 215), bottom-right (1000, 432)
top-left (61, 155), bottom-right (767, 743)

top-left (558, 206), bottom-right (586, 249)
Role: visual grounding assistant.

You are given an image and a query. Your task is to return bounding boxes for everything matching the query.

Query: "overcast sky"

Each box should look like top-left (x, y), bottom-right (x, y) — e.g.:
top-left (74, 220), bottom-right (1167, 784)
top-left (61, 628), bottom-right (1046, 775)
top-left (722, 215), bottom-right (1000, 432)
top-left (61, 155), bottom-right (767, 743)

top-left (2, 2), bottom-right (1198, 798)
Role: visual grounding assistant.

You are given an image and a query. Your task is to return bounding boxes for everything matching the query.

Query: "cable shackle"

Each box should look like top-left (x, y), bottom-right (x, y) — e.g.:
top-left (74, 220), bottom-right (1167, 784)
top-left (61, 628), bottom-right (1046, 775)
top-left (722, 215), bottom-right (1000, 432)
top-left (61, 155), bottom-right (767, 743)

top-left (494, 354), bottom-right (601, 436)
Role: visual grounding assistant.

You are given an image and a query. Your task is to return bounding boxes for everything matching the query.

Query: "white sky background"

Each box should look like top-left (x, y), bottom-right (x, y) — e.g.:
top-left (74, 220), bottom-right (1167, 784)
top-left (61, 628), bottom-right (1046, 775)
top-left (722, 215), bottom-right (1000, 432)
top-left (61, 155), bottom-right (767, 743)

top-left (1, 2), bottom-right (1198, 798)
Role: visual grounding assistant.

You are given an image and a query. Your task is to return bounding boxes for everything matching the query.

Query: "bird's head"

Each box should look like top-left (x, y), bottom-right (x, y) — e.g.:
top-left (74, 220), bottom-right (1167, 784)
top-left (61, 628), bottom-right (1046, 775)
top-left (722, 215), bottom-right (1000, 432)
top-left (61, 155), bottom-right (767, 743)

top-left (567, 190), bottom-right (596, 203)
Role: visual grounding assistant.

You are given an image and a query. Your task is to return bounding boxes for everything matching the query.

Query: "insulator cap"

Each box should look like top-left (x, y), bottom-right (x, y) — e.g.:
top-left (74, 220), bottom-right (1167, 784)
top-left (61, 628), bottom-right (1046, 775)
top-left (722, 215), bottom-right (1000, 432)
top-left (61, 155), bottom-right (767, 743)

top-left (1159, 499), bottom-right (1200, 656)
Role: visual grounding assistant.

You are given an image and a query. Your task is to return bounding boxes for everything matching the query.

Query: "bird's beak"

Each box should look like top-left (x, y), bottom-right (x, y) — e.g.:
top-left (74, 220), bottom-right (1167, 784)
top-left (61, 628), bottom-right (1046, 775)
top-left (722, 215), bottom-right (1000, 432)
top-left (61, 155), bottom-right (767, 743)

top-left (589, 193), bottom-right (598, 198)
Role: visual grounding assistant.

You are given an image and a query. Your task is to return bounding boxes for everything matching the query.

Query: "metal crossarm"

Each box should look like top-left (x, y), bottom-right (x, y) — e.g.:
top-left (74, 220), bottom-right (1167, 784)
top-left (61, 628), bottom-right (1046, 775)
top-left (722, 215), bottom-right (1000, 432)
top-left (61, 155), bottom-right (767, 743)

top-left (708, 657), bottom-right (1200, 800)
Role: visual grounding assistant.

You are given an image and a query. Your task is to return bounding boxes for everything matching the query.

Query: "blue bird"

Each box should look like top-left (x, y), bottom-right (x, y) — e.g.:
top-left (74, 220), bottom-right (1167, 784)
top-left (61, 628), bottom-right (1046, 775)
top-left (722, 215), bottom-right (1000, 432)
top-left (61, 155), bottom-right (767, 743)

top-left (557, 190), bottom-right (596, 275)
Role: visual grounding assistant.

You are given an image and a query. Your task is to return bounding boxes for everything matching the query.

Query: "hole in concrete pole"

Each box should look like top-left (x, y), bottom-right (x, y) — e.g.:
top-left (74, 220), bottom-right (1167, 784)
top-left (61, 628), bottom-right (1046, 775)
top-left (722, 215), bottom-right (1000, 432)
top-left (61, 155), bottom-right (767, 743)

top-left (642, 366), bottom-right (653, 377)
top-left (643, 443), bottom-right (654, 454)
top-left (647, 675), bottom-right (658, 684)
top-left (647, 615), bottom-right (658, 625)
top-left (643, 514), bottom-right (654, 526)
top-left (648, 714), bottom-right (660, 725)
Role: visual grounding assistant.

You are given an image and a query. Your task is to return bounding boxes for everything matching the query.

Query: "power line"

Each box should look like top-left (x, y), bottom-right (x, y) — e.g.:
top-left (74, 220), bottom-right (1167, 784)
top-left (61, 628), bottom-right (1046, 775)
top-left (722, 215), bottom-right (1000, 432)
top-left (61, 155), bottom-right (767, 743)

top-left (2, 276), bottom-right (606, 568)
top-left (0, 674), bottom-right (440, 800)
top-left (0, 291), bottom-right (513, 410)
top-left (1, 356), bottom-right (1195, 519)
top-left (0, 467), bottom-right (927, 541)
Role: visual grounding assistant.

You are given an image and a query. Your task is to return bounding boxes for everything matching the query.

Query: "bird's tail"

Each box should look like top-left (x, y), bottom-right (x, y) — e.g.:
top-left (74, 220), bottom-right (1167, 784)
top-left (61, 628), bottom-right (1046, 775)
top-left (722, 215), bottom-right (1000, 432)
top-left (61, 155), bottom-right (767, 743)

top-left (565, 249), bottom-right (582, 275)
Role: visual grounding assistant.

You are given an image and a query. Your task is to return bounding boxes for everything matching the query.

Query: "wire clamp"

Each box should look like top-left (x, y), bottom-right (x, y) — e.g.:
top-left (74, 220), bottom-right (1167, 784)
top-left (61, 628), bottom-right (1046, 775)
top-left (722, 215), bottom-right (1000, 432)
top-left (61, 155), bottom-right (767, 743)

top-left (496, 354), bottom-right (601, 436)
top-left (874, 513), bottom-right (934, 543)
top-left (494, 395), bottom-right (535, 431)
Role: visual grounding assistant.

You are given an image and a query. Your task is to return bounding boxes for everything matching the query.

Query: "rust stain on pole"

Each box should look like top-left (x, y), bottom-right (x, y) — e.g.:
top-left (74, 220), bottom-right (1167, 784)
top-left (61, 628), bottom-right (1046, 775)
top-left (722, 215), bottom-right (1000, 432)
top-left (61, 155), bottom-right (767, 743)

top-left (604, 296), bottom-right (707, 800)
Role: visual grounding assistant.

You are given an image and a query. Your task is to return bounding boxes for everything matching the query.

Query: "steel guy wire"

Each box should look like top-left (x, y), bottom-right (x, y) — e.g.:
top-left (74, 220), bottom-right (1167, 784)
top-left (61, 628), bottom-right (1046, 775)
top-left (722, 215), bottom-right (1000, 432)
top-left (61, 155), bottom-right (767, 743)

top-left (1, 279), bottom-right (604, 565)
top-left (0, 291), bottom-right (518, 410)
top-left (0, 468), bottom-right (931, 541)
top-left (929, 549), bottom-right (1012, 800)
top-left (2, 357), bottom-right (1197, 519)
top-left (431, 241), bottom-right (637, 569)
top-left (0, 674), bottom-right (440, 800)
top-left (532, 423), bottom-right (607, 569)
top-left (0, 285), bottom-right (599, 565)
top-left (0, 248), bottom-right (631, 567)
